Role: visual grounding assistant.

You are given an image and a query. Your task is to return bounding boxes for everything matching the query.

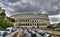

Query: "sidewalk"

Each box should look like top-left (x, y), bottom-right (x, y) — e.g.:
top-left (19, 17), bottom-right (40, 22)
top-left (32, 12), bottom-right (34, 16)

top-left (39, 28), bottom-right (60, 35)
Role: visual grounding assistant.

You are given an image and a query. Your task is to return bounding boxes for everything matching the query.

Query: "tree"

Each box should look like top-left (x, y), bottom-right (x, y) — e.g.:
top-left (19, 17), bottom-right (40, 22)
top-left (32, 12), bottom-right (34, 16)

top-left (47, 25), bottom-right (53, 28)
top-left (0, 8), bottom-right (15, 30)
top-left (57, 23), bottom-right (60, 28)
top-left (7, 17), bottom-right (15, 22)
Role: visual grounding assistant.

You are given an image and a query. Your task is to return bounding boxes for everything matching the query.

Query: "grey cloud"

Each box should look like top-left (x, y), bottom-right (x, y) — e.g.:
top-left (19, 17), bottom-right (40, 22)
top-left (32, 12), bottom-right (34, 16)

top-left (3, 0), bottom-right (60, 15)
top-left (45, 9), bottom-right (59, 15)
top-left (12, 3), bottom-right (40, 12)
top-left (5, 0), bottom-right (19, 3)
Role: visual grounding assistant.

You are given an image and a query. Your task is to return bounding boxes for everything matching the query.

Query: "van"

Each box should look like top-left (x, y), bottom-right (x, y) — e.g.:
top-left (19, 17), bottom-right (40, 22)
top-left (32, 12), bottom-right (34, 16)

top-left (5, 27), bottom-right (13, 33)
top-left (0, 30), bottom-right (5, 37)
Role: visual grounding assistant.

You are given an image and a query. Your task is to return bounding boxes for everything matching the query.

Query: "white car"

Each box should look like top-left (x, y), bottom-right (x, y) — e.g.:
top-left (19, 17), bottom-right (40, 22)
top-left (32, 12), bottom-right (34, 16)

top-left (0, 30), bottom-right (5, 37)
top-left (5, 27), bottom-right (13, 33)
top-left (44, 33), bottom-right (51, 37)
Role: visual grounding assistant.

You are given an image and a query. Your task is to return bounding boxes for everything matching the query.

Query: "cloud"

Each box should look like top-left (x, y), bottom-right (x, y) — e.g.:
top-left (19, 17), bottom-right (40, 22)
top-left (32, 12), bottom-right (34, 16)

top-left (4, 0), bottom-right (19, 3)
top-left (3, 0), bottom-right (60, 16)
top-left (0, 2), bottom-right (4, 7)
top-left (49, 15), bottom-right (60, 24)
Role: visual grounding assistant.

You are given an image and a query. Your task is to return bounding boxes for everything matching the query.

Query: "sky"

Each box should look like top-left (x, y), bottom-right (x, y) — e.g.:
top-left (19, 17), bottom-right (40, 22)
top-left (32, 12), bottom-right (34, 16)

top-left (0, 0), bottom-right (60, 24)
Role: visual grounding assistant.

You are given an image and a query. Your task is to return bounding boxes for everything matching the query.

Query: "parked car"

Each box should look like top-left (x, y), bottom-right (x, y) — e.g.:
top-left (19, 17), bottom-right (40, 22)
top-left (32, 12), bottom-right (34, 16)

top-left (45, 33), bottom-right (51, 37)
top-left (0, 30), bottom-right (5, 37)
top-left (5, 27), bottom-right (13, 33)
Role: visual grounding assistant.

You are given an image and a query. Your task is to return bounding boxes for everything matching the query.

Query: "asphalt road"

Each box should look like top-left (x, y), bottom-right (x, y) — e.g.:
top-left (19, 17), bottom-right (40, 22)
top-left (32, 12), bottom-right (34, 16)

top-left (18, 28), bottom-right (51, 37)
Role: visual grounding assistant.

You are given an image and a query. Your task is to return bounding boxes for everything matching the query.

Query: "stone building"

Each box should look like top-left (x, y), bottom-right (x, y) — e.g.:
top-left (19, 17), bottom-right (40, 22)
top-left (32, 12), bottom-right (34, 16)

top-left (10, 14), bottom-right (50, 28)
top-left (0, 7), bottom-right (5, 14)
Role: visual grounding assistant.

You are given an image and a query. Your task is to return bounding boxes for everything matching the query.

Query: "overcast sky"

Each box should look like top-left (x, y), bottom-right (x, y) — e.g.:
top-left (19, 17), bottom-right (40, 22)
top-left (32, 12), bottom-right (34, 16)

top-left (0, 0), bottom-right (60, 24)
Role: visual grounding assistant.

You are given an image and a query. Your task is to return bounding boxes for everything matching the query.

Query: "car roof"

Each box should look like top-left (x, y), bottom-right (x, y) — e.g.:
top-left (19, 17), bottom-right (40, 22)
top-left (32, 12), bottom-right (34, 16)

top-left (0, 31), bottom-right (5, 34)
top-left (6, 27), bottom-right (12, 29)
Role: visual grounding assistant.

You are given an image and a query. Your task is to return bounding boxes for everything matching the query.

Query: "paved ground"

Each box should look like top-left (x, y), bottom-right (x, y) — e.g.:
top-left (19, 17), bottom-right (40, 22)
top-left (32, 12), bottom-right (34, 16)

top-left (4, 28), bottom-right (60, 37)
top-left (18, 28), bottom-right (52, 37)
top-left (39, 28), bottom-right (60, 35)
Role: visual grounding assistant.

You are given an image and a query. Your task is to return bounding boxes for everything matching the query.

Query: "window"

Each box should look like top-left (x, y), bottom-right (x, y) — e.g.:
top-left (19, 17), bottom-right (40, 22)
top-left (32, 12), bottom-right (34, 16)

top-left (6, 29), bottom-right (10, 31)
top-left (35, 24), bottom-right (36, 26)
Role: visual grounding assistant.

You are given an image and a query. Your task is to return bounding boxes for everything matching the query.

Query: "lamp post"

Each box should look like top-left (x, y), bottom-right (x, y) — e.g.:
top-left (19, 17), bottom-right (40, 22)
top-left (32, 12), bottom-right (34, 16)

top-left (13, 23), bottom-right (16, 31)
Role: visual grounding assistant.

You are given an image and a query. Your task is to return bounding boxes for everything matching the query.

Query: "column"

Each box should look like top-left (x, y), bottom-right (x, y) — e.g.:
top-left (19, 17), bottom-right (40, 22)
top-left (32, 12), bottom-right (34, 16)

top-left (28, 23), bottom-right (30, 27)
top-left (34, 23), bottom-right (36, 27)
top-left (36, 23), bottom-right (37, 28)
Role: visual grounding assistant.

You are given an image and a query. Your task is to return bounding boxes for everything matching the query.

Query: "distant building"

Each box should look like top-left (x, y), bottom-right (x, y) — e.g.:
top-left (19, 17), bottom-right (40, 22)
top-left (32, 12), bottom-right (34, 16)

top-left (10, 14), bottom-right (50, 28)
top-left (0, 7), bottom-right (5, 14)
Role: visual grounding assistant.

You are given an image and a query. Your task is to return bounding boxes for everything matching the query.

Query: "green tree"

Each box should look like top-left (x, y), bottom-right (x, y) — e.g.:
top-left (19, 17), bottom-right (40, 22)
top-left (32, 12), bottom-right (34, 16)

top-left (57, 23), bottom-right (60, 28)
top-left (0, 8), bottom-right (15, 30)
top-left (7, 17), bottom-right (15, 22)
top-left (47, 25), bottom-right (53, 28)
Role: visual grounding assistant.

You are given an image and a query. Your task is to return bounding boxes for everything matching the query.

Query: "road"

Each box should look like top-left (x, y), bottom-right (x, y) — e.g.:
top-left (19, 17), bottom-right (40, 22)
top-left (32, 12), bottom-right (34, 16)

top-left (3, 27), bottom-right (59, 37)
top-left (18, 28), bottom-right (51, 37)
top-left (39, 29), bottom-right (60, 35)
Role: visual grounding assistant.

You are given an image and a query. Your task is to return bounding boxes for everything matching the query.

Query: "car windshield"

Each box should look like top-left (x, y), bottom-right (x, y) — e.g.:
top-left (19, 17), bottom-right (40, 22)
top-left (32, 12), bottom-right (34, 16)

top-left (6, 29), bottom-right (10, 31)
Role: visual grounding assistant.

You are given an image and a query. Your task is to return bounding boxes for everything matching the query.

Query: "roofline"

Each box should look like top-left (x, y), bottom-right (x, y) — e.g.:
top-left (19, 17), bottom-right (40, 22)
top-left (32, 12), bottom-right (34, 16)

top-left (10, 13), bottom-right (48, 17)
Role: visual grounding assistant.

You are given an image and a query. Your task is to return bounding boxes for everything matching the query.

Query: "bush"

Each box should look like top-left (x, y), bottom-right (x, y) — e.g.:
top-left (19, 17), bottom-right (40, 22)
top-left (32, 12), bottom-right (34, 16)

top-left (57, 23), bottom-right (60, 28)
top-left (47, 25), bottom-right (53, 28)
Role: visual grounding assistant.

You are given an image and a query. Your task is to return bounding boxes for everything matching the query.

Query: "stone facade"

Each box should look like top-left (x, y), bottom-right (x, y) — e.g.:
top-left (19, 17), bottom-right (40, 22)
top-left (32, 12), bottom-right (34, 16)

top-left (0, 7), bottom-right (5, 13)
top-left (10, 14), bottom-right (50, 28)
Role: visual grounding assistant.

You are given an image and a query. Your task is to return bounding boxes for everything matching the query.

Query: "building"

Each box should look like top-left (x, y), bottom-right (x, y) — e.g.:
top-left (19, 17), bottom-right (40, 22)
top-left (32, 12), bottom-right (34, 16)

top-left (0, 7), bottom-right (5, 14)
top-left (10, 14), bottom-right (50, 28)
